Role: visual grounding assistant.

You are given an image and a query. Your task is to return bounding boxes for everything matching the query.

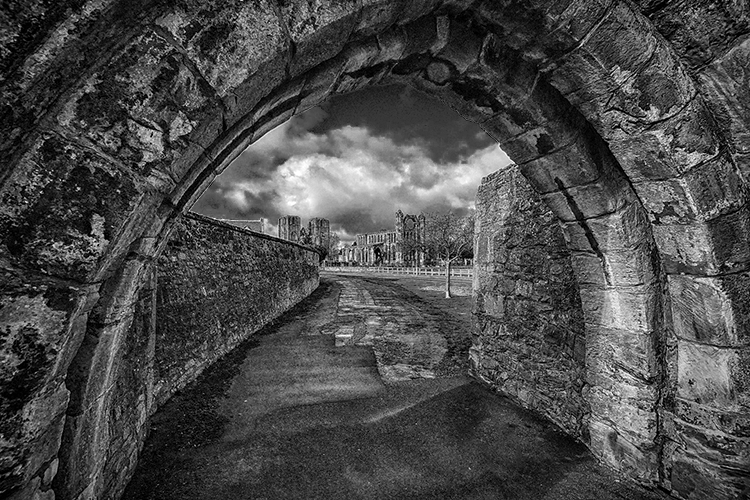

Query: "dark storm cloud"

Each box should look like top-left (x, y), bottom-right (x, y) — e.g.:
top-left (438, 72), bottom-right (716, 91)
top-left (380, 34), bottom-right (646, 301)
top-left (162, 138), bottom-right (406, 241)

top-left (192, 83), bottom-right (512, 241)
top-left (328, 208), bottom-right (392, 236)
top-left (314, 85), bottom-right (496, 163)
top-left (192, 182), bottom-right (282, 220)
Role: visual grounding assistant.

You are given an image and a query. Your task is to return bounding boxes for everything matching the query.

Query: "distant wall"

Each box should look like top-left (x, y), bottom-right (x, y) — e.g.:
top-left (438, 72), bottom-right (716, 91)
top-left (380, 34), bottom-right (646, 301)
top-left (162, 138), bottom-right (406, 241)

top-left (471, 165), bottom-right (589, 438)
top-left (99, 212), bottom-right (319, 499)
top-left (152, 212), bottom-right (320, 403)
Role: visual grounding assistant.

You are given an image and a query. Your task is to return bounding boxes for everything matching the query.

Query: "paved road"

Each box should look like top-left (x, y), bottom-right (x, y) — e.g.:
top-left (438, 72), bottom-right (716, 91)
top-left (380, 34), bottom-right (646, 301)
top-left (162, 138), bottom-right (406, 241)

top-left (124, 273), bottom-right (665, 500)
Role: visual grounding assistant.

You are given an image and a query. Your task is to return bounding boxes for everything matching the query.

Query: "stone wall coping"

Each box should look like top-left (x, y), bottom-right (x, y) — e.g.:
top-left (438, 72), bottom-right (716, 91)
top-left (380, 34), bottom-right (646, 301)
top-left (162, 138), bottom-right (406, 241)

top-left (185, 211), bottom-right (319, 254)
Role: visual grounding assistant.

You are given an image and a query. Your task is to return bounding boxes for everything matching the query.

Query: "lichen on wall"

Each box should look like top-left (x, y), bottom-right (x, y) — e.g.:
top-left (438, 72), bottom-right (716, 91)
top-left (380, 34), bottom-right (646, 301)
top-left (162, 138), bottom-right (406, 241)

top-left (471, 165), bottom-right (589, 439)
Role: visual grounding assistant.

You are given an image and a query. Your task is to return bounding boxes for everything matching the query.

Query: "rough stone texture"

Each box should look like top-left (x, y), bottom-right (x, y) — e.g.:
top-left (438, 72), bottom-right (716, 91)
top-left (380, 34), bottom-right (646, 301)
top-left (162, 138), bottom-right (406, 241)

top-left (471, 165), bottom-right (588, 438)
top-left (2, 1), bottom-right (750, 499)
top-left (0, 266), bottom-right (98, 499)
top-left (153, 213), bottom-right (319, 405)
top-left (98, 266), bottom-right (155, 499)
top-left (53, 213), bottom-right (319, 500)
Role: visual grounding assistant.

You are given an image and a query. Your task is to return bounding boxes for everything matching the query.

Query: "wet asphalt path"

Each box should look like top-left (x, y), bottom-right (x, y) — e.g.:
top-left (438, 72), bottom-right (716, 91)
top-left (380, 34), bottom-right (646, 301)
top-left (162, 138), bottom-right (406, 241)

top-left (123, 273), bottom-right (665, 500)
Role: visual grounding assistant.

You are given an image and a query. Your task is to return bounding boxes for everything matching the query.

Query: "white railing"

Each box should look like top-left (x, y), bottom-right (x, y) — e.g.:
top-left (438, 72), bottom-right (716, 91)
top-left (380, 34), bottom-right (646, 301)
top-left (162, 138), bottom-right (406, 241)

top-left (324, 266), bottom-right (473, 278)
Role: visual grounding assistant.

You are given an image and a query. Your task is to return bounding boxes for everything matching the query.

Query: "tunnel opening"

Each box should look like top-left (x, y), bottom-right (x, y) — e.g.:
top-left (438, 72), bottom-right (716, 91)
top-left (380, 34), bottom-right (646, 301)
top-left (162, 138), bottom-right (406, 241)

top-left (54, 25), bottom-right (673, 496)
top-left (1, 2), bottom-right (749, 500)
top-left (145, 81), bottom-right (497, 421)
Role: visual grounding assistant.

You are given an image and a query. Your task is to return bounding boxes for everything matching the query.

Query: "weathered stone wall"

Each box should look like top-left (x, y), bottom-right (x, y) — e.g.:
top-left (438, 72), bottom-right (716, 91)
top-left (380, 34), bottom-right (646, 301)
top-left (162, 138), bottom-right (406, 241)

top-left (99, 267), bottom-right (156, 497)
top-left (152, 212), bottom-right (320, 404)
top-left (471, 165), bottom-right (588, 438)
top-left (65, 213), bottom-right (319, 500)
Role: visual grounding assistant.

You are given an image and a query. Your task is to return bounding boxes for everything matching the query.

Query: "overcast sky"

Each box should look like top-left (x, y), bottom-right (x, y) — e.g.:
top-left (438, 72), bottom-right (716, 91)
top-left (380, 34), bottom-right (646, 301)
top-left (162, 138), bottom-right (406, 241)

top-left (192, 84), bottom-right (511, 242)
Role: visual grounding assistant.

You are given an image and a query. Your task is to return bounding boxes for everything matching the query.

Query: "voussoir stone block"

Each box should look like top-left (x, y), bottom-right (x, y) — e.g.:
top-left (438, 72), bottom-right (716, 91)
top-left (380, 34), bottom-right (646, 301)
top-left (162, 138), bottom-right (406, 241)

top-left (570, 242), bottom-right (657, 287)
top-left (673, 397), bottom-right (750, 437)
top-left (669, 418), bottom-right (750, 500)
top-left (654, 207), bottom-right (750, 275)
top-left (578, 283), bottom-right (660, 334)
top-left (280, 0), bottom-right (360, 77)
top-left (642, 0), bottom-right (750, 69)
top-left (476, 0), bottom-right (611, 65)
top-left (374, 26), bottom-right (409, 65)
top-left (609, 98), bottom-right (721, 183)
top-left (435, 17), bottom-right (483, 74)
top-left (539, 173), bottom-right (635, 222)
top-left (698, 37), bottom-right (750, 154)
top-left (586, 325), bottom-right (659, 380)
top-left (547, 3), bottom-right (696, 143)
top-left (677, 340), bottom-right (735, 407)
top-left (633, 151), bottom-right (746, 227)
top-left (155, 0), bottom-right (289, 127)
top-left (560, 202), bottom-right (651, 254)
top-left (517, 142), bottom-right (603, 193)
top-left (588, 418), bottom-right (659, 482)
top-left (156, 0), bottom-right (286, 97)
top-left (493, 99), bottom-right (582, 165)
top-left (56, 29), bottom-right (220, 177)
top-left (587, 381), bottom-right (659, 442)
top-left (0, 135), bottom-right (149, 282)
top-left (669, 274), bottom-right (750, 347)
top-left (340, 39), bottom-right (381, 74)
top-left (401, 15), bottom-right (443, 56)
top-left (296, 56), bottom-right (347, 116)
top-left (651, 222), bottom-right (718, 275)
top-left (707, 204), bottom-right (750, 274)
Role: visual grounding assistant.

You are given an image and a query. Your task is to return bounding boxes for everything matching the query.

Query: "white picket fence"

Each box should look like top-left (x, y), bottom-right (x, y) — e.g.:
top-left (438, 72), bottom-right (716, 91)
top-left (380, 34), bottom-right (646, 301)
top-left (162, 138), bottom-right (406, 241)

top-left (325, 266), bottom-right (473, 278)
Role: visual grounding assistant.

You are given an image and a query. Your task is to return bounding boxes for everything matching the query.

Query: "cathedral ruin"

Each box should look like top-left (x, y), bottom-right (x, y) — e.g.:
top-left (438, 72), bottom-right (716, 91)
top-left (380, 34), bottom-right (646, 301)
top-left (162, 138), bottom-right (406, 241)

top-left (278, 215), bottom-right (331, 247)
top-left (339, 210), bottom-right (426, 266)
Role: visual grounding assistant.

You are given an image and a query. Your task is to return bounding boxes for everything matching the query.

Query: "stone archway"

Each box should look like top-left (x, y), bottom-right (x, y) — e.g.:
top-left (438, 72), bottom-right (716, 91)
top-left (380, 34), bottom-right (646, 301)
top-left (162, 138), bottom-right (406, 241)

top-left (1, 2), bottom-right (748, 499)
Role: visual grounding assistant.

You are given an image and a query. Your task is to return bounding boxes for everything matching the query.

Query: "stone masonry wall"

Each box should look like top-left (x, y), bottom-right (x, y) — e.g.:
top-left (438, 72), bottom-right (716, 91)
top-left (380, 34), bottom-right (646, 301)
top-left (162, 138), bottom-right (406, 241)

top-left (98, 212), bottom-right (319, 499)
top-left (152, 212), bottom-right (320, 404)
top-left (471, 165), bottom-right (588, 439)
top-left (100, 267), bottom-right (156, 497)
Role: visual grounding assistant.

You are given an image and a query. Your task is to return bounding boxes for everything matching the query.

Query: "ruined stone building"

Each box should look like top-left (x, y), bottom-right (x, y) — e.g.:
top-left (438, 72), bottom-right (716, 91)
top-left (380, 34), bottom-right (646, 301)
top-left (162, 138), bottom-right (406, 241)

top-left (340, 210), bottom-right (425, 266)
top-left (339, 242), bottom-right (359, 264)
top-left (278, 215), bottom-right (330, 246)
top-left (3, 2), bottom-right (750, 499)
top-left (307, 217), bottom-right (331, 247)
top-left (278, 215), bottom-right (302, 242)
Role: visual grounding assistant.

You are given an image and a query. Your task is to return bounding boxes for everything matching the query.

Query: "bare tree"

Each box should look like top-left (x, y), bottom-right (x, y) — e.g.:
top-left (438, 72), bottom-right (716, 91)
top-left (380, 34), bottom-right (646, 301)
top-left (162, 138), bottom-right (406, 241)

top-left (327, 233), bottom-right (341, 264)
top-left (423, 211), bottom-right (475, 298)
